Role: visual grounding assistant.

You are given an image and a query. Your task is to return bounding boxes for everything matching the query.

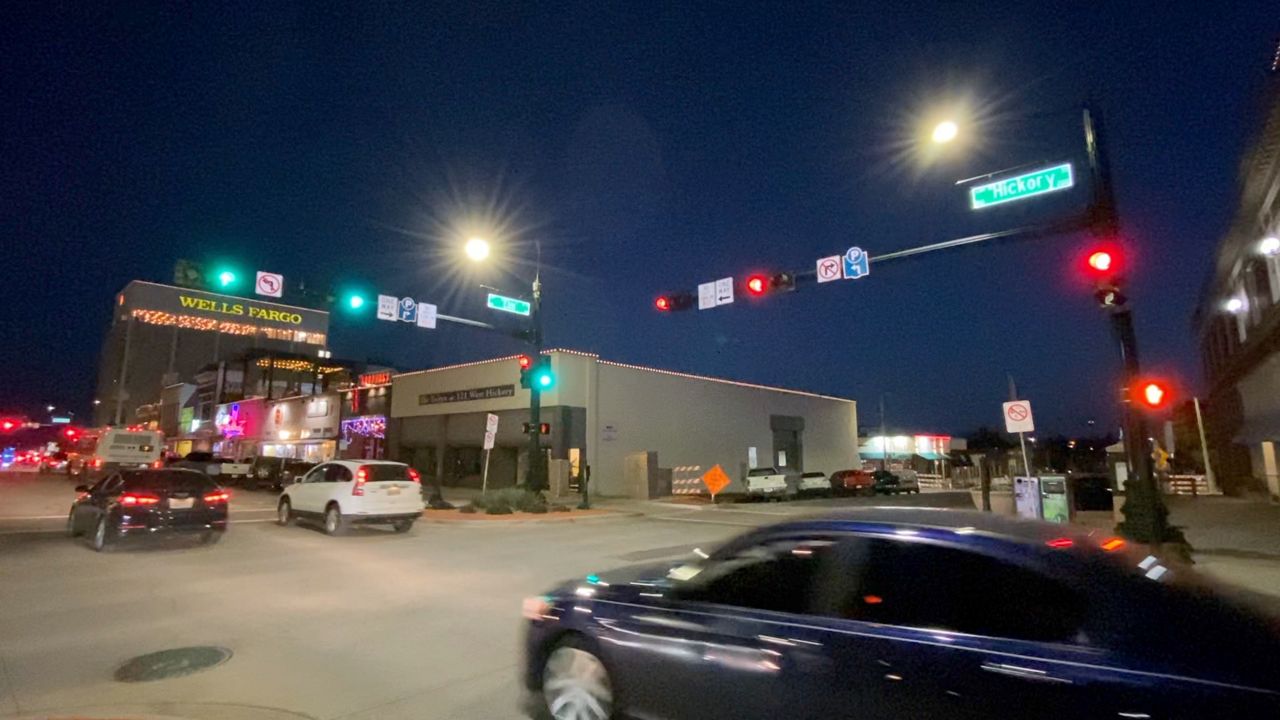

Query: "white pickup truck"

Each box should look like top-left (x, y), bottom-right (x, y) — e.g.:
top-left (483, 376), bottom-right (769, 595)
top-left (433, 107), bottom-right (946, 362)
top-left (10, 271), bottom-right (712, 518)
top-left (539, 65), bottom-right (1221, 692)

top-left (172, 452), bottom-right (252, 486)
top-left (744, 467), bottom-right (792, 499)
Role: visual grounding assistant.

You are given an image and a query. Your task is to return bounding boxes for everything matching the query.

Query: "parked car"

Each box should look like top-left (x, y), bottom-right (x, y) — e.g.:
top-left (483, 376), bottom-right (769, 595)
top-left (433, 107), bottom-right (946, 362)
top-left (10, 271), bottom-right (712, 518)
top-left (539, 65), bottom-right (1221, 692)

top-left (172, 451), bottom-right (252, 486)
top-left (830, 468), bottom-right (875, 495)
top-left (796, 471), bottom-right (829, 494)
top-left (276, 460), bottom-right (424, 536)
top-left (67, 469), bottom-right (228, 551)
top-left (521, 509), bottom-right (1280, 719)
top-left (249, 457), bottom-right (317, 491)
top-left (743, 467), bottom-right (791, 499)
top-left (873, 468), bottom-right (920, 495)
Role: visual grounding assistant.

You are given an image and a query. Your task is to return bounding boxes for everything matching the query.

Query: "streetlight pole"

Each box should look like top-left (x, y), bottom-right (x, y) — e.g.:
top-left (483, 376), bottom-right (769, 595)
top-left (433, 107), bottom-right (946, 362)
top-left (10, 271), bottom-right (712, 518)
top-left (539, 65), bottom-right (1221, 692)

top-left (1083, 104), bottom-right (1169, 545)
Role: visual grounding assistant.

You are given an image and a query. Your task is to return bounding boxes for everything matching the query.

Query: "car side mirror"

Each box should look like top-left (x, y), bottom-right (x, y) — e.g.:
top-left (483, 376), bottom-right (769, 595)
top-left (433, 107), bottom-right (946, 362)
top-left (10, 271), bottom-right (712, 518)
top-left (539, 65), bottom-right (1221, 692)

top-left (74, 484), bottom-right (89, 493)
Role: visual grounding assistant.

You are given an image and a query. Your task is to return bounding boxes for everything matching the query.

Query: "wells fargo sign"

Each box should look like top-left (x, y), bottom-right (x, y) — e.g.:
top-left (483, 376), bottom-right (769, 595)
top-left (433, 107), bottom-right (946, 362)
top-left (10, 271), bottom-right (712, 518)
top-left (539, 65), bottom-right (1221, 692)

top-left (119, 281), bottom-right (329, 334)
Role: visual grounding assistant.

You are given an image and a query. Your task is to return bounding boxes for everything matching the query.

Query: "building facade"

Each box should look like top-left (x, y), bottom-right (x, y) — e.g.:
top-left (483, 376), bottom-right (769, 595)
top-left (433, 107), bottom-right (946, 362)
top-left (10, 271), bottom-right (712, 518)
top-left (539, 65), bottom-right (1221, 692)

top-left (1194, 47), bottom-right (1280, 497)
top-left (94, 281), bottom-right (330, 427)
top-left (387, 350), bottom-right (859, 498)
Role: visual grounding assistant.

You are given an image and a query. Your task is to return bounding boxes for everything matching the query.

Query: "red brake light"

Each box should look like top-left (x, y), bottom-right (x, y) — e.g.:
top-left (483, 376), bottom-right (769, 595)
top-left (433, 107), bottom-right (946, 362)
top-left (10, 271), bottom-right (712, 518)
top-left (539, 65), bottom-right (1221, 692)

top-left (119, 494), bottom-right (159, 506)
top-left (152, 459), bottom-right (164, 469)
top-left (203, 491), bottom-right (230, 504)
top-left (407, 468), bottom-right (421, 483)
top-left (353, 466), bottom-right (368, 496)
top-left (1045, 537), bottom-right (1074, 549)
top-left (91, 458), bottom-right (102, 469)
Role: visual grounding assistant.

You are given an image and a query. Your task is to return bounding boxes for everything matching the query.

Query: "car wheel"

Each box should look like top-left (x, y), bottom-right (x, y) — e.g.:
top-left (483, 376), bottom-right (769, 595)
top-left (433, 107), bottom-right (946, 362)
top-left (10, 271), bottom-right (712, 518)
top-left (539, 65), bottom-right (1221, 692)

top-left (90, 518), bottom-right (110, 552)
top-left (542, 638), bottom-right (614, 720)
top-left (276, 499), bottom-right (293, 526)
top-left (66, 510), bottom-right (78, 537)
top-left (324, 504), bottom-right (347, 536)
top-left (392, 519), bottom-right (414, 533)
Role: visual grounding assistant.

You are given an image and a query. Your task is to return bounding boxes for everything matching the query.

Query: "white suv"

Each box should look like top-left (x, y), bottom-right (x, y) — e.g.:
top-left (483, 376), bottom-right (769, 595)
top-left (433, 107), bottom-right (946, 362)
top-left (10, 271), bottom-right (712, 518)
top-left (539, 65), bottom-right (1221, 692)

top-left (276, 460), bottom-right (424, 535)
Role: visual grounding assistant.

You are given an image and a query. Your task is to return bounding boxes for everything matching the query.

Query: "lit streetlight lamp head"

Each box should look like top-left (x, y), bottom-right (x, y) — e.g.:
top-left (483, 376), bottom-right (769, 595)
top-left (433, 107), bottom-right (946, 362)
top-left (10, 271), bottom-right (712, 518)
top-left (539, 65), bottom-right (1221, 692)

top-left (1261, 236), bottom-right (1280, 256)
top-left (1225, 297), bottom-right (1245, 314)
top-left (464, 237), bottom-right (491, 262)
top-left (46, 405), bottom-right (54, 412)
top-left (931, 120), bottom-right (958, 144)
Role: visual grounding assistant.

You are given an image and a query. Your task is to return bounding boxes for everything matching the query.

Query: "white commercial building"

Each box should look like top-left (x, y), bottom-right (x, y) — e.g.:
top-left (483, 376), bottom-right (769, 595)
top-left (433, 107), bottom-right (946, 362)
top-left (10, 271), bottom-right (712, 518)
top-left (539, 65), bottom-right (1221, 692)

top-left (388, 350), bottom-right (859, 498)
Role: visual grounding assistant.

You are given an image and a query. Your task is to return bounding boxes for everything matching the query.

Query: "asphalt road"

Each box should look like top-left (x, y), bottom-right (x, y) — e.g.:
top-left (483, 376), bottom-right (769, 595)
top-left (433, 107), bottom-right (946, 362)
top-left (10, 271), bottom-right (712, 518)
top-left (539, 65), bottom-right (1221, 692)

top-left (0, 472), bottom-right (969, 720)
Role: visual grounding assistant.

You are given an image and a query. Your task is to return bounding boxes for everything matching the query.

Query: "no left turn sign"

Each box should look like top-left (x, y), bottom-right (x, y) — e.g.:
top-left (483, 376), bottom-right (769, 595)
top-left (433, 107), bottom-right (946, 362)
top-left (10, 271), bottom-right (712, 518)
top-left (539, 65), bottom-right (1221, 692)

top-left (1003, 400), bottom-right (1035, 434)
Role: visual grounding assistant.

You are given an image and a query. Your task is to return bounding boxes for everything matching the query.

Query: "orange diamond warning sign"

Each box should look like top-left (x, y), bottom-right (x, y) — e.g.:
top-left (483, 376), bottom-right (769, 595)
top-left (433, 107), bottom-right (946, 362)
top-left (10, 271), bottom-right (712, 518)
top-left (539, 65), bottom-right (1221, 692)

top-left (701, 464), bottom-right (731, 497)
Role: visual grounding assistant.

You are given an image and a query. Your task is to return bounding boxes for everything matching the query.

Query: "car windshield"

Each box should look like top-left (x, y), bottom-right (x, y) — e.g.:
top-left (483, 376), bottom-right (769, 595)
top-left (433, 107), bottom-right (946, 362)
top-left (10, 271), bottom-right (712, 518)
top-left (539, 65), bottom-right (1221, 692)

top-left (121, 470), bottom-right (216, 492)
top-left (362, 464), bottom-right (410, 483)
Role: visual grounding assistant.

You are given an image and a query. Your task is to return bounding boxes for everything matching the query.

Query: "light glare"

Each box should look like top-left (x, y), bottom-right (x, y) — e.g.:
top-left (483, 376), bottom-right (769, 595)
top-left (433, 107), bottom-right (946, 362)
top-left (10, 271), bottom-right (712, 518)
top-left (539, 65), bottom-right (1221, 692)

top-left (932, 120), bottom-right (958, 144)
top-left (464, 237), bottom-right (491, 262)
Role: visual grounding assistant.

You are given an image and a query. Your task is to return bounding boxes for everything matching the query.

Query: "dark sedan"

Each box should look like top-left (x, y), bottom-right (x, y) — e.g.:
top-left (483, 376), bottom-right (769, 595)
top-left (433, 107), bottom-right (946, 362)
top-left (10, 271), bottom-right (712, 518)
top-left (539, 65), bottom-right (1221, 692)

top-left (522, 508), bottom-right (1280, 719)
top-left (68, 469), bottom-right (229, 551)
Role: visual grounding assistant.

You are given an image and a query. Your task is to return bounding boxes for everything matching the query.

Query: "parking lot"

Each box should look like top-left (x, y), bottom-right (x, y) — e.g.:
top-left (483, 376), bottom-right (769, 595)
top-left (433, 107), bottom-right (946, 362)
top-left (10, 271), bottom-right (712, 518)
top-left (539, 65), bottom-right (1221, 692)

top-left (0, 472), bottom-right (973, 720)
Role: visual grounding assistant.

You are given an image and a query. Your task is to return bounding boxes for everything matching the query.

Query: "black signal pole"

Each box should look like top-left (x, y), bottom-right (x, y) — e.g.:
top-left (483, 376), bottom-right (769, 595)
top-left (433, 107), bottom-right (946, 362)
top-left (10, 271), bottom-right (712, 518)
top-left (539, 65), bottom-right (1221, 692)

top-left (526, 265), bottom-right (545, 492)
top-left (1083, 104), bottom-right (1169, 546)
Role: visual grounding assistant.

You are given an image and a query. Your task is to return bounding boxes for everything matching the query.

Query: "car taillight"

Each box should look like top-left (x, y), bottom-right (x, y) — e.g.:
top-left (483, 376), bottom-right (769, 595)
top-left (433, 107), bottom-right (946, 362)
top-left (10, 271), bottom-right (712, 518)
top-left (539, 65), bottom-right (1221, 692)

top-left (203, 491), bottom-right (230, 504)
top-left (407, 468), bottom-right (421, 483)
top-left (353, 466), bottom-right (368, 496)
top-left (91, 458), bottom-right (102, 469)
top-left (152, 459), bottom-right (164, 469)
top-left (119, 494), bottom-right (159, 506)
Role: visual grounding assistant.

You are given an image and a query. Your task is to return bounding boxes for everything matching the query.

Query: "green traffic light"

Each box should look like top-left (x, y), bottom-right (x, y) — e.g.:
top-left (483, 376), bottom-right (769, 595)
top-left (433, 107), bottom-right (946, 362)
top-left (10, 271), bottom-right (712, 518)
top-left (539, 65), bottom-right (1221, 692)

top-left (217, 270), bottom-right (236, 287)
top-left (536, 371), bottom-right (554, 389)
top-left (348, 294), bottom-right (366, 310)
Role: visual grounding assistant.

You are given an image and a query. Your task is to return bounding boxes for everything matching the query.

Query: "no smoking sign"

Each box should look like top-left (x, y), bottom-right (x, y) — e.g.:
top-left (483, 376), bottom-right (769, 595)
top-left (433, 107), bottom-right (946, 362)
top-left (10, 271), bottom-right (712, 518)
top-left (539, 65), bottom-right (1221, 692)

top-left (1003, 400), bottom-right (1035, 434)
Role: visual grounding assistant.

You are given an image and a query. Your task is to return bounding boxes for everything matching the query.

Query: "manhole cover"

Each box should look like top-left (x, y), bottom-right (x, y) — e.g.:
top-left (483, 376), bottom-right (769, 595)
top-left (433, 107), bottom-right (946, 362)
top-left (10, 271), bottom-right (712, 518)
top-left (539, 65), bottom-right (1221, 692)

top-left (114, 646), bottom-right (232, 682)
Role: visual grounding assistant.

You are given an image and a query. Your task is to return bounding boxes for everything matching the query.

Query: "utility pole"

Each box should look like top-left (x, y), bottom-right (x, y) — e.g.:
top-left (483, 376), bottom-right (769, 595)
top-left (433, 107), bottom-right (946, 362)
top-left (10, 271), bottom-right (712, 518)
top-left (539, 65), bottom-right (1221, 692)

top-left (1083, 104), bottom-right (1169, 545)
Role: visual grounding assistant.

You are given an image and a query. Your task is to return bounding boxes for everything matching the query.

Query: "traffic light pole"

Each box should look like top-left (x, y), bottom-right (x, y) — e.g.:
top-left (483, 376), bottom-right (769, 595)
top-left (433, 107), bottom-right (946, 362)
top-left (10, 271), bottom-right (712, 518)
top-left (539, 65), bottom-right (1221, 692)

top-left (526, 271), bottom-right (545, 492)
top-left (1084, 104), bottom-right (1169, 546)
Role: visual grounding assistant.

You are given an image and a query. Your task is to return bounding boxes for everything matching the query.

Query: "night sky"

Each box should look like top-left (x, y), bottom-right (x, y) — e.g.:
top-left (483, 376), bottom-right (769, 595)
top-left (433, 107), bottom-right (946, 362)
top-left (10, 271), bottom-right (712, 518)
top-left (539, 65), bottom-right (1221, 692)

top-left (2, 3), bottom-right (1276, 436)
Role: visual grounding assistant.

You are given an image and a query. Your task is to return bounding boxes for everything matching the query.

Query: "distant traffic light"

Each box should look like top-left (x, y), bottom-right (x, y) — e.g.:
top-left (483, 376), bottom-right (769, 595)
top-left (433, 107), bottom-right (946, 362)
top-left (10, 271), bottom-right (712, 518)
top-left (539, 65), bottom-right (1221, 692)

top-left (0, 419), bottom-right (15, 432)
top-left (347, 294), bottom-right (366, 310)
top-left (1087, 250), bottom-right (1113, 273)
top-left (518, 354), bottom-right (536, 389)
top-left (517, 354), bottom-right (533, 370)
top-left (63, 427), bottom-right (78, 439)
top-left (1133, 379), bottom-right (1172, 411)
top-left (745, 275), bottom-right (768, 296)
top-left (745, 272), bottom-right (796, 297)
top-left (654, 292), bottom-right (694, 312)
top-left (522, 422), bottom-right (551, 435)
top-left (1083, 245), bottom-right (1125, 309)
top-left (532, 356), bottom-right (555, 390)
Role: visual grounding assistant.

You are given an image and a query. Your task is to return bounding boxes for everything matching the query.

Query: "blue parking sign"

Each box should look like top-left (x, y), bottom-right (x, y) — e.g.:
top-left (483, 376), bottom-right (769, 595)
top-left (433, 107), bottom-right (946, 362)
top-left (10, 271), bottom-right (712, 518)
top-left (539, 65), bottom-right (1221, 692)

top-left (397, 296), bottom-right (418, 323)
top-left (842, 246), bottom-right (870, 280)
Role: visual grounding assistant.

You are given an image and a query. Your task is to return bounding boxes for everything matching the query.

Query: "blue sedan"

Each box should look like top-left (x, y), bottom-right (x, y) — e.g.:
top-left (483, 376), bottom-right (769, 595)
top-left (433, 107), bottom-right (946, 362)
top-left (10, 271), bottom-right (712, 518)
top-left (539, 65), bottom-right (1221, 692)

top-left (522, 508), bottom-right (1280, 719)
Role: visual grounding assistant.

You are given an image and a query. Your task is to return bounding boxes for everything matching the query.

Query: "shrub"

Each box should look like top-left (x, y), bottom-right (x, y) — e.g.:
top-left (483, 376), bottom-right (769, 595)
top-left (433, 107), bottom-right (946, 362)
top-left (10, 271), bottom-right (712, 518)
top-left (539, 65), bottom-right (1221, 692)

top-left (458, 503), bottom-right (477, 514)
top-left (485, 502), bottom-right (514, 515)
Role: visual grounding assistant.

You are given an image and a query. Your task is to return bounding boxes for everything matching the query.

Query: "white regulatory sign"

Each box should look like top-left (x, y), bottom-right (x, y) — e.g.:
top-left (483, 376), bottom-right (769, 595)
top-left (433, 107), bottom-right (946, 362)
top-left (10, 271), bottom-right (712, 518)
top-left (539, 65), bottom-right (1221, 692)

top-left (417, 302), bottom-right (437, 329)
top-left (485, 413), bottom-right (499, 434)
top-left (1003, 401), bottom-right (1035, 434)
top-left (255, 271), bottom-right (284, 298)
top-left (697, 282), bottom-right (716, 310)
top-left (714, 277), bottom-right (734, 306)
top-left (816, 256), bottom-right (841, 283)
top-left (376, 295), bottom-right (397, 321)
top-left (483, 431), bottom-right (496, 450)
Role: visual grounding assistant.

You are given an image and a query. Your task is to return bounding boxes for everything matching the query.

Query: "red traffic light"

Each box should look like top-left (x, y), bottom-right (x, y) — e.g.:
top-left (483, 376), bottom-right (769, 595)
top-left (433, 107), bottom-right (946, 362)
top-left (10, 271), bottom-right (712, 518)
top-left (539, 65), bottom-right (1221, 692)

top-left (1083, 245), bottom-right (1123, 277)
top-left (1134, 379), bottom-right (1172, 410)
top-left (63, 427), bottom-right (79, 439)
top-left (517, 355), bottom-right (533, 370)
top-left (0, 419), bottom-right (14, 431)
top-left (1087, 251), bottom-right (1113, 272)
top-left (655, 296), bottom-right (671, 311)
top-left (746, 275), bottom-right (767, 296)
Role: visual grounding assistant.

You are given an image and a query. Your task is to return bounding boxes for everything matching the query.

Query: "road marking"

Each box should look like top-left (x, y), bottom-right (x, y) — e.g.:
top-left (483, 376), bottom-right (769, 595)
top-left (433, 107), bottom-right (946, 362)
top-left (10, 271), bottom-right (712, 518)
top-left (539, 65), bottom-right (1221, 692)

top-left (646, 514), bottom-right (757, 528)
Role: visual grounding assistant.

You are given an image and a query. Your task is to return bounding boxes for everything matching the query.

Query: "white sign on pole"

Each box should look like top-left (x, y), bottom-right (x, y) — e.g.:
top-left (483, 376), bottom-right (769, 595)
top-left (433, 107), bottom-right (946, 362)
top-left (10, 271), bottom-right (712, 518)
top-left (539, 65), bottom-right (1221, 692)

top-left (486, 413), bottom-right (499, 434)
top-left (714, 277), bottom-right (734, 306)
top-left (1003, 400), bottom-right (1035, 434)
top-left (376, 295), bottom-right (397, 321)
top-left (816, 256), bottom-right (841, 283)
top-left (748, 446), bottom-right (758, 469)
top-left (254, 271), bottom-right (284, 297)
top-left (483, 431), bottom-right (496, 450)
top-left (697, 281), bottom-right (716, 310)
top-left (417, 302), bottom-right (438, 329)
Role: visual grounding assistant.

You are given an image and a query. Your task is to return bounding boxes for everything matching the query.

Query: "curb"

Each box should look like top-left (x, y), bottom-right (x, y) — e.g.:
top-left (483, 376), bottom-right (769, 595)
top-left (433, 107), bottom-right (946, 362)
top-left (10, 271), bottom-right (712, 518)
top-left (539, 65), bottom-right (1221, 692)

top-left (419, 510), bottom-right (642, 526)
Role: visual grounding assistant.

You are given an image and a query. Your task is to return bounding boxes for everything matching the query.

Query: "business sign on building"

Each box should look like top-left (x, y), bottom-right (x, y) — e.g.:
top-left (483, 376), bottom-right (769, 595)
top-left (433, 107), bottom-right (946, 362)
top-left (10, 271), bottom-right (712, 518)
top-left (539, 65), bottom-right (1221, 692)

top-left (119, 281), bottom-right (329, 337)
top-left (418, 384), bottom-right (516, 406)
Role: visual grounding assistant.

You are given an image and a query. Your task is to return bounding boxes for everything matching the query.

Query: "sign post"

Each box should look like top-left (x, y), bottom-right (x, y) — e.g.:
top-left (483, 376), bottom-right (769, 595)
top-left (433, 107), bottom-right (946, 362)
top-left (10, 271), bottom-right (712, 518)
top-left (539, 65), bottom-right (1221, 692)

top-left (1003, 399), bottom-right (1035, 477)
top-left (481, 413), bottom-right (499, 494)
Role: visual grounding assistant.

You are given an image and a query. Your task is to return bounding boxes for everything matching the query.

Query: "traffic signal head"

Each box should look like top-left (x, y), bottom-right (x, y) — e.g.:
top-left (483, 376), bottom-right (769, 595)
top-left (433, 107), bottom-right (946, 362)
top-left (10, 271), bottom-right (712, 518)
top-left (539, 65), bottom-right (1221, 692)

top-left (1087, 250), bottom-right (1113, 273)
top-left (533, 357), bottom-right (555, 389)
top-left (517, 354), bottom-right (533, 370)
top-left (744, 272), bottom-right (797, 297)
top-left (1133, 379), bottom-right (1172, 411)
top-left (347, 294), bottom-right (366, 310)
top-left (1082, 245), bottom-right (1123, 279)
top-left (216, 270), bottom-right (237, 288)
top-left (654, 292), bottom-right (694, 312)
top-left (746, 275), bottom-right (768, 296)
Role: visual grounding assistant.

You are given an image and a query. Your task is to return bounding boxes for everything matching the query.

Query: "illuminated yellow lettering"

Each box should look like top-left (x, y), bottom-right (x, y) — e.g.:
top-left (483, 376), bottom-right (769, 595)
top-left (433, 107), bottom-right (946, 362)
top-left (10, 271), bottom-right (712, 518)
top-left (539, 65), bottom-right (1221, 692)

top-left (179, 296), bottom-right (200, 308)
top-left (230, 303), bottom-right (244, 315)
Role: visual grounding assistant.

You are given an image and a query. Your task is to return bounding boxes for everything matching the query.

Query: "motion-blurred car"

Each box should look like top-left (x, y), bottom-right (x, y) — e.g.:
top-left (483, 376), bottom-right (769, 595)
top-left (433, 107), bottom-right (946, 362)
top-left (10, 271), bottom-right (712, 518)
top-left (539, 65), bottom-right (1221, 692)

top-left (521, 509), bottom-right (1280, 719)
top-left (276, 460), bottom-right (423, 535)
top-left (872, 468), bottom-right (920, 495)
top-left (40, 451), bottom-right (69, 473)
top-left (796, 471), bottom-right (829, 494)
top-left (249, 457), bottom-right (318, 491)
top-left (67, 469), bottom-right (228, 551)
top-left (830, 468), bottom-right (875, 495)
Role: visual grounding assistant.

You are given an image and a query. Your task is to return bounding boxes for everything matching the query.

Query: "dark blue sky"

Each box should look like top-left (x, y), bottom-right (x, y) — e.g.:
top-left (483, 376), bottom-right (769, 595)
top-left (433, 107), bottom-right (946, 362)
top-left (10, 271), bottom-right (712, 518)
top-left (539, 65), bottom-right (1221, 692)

top-left (2, 2), bottom-right (1275, 435)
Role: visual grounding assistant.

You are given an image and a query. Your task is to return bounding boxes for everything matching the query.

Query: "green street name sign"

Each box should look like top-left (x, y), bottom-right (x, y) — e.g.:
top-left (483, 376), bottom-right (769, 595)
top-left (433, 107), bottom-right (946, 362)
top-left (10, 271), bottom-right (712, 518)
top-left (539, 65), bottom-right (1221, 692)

top-left (486, 293), bottom-right (531, 316)
top-left (969, 162), bottom-right (1074, 210)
